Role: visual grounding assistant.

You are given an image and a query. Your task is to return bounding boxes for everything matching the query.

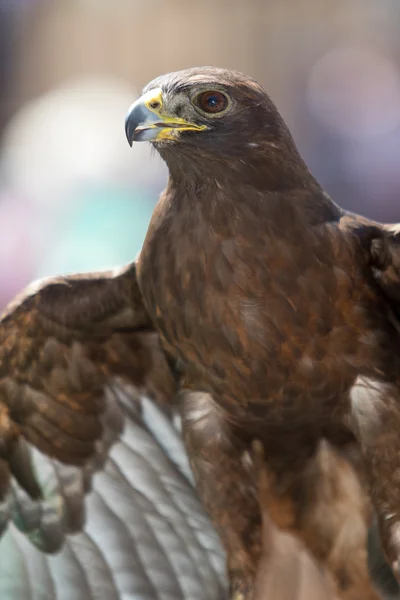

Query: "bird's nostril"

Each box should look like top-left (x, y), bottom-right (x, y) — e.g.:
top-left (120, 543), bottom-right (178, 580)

top-left (149, 101), bottom-right (161, 110)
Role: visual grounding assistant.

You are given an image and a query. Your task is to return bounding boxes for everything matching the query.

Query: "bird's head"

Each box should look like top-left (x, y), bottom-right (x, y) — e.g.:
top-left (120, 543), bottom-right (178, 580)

top-left (125, 67), bottom-right (315, 190)
top-left (125, 67), bottom-right (273, 149)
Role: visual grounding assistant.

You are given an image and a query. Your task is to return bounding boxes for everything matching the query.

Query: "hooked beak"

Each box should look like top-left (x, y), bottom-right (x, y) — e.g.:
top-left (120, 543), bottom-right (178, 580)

top-left (125, 88), bottom-right (207, 146)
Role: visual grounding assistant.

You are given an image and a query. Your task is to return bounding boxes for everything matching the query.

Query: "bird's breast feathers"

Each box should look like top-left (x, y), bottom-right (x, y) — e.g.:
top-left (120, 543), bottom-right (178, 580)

top-left (139, 211), bottom-right (387, 407)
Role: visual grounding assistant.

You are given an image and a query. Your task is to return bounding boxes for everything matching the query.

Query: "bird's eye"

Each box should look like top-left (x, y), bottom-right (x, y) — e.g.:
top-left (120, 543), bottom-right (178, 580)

top-left (194, 90), bottom-right (229, 114)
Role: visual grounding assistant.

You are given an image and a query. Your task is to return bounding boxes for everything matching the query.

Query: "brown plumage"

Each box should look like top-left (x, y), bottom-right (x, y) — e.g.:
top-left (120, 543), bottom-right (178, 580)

top-left (0, 262), bottom-right (176, 550)
top-left (251, 438), bottom-right (367, 600)
top-left (1, 66), bottom-right (400, 597)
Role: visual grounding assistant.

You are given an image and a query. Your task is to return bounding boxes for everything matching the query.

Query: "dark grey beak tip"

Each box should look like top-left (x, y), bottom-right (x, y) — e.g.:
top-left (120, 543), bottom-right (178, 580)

top-left (125, 111), bottom-right (134, 147)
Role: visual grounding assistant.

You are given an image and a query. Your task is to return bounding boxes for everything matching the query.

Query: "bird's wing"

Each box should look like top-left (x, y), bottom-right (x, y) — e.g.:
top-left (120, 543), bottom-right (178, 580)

top-left (337, 213), bottom-right (400, 312)
top-left (0, 262), bottom-right (176, 552)
top-left (0, 391), bottom-right (227, 600)
top-left (369, 224), bottom-right (400, 307)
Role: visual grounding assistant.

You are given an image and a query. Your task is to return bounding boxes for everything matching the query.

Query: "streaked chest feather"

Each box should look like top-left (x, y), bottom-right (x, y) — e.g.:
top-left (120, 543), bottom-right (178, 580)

top-left (144, 226), bottom-right (375, 371)
top-left (138, 192), bottom-right (392, 414)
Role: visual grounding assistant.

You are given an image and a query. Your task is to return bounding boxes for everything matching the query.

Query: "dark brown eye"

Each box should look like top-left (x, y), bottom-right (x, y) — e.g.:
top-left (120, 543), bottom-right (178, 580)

top-left (195, 91), bottom-right (229, 114)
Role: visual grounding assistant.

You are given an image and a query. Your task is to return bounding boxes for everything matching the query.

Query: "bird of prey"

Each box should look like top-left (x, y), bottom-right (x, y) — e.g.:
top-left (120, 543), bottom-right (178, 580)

top-left (1, 67), bottom-right (400, 599)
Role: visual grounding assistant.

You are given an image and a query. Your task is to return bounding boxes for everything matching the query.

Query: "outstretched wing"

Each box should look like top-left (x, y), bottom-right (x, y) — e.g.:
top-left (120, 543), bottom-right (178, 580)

top-left (0, 262), bottom-right (176, 551)
top-left (0, 390), bottom-right (227, 600)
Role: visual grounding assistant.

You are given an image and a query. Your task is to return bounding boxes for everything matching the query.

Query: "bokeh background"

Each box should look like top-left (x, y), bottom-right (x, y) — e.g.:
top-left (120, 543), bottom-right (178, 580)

top-left (1, 0), bottom-right (400, 310)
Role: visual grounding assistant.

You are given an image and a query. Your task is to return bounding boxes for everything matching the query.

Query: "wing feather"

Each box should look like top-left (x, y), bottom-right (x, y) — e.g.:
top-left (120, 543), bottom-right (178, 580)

top-left (369, 225), bottom-right (400, 305)
top-left (0, 262), bottom-right (176, 551)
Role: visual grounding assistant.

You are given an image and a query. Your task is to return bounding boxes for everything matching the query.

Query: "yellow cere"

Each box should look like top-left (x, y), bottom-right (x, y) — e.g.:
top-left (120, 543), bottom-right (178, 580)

top-left (143, 88), bottom-right (164, 114)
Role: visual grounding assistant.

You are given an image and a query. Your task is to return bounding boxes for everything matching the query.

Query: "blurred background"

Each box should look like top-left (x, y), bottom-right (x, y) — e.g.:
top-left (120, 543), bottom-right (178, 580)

top-left (0, 0), bottom-right (400, 310)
